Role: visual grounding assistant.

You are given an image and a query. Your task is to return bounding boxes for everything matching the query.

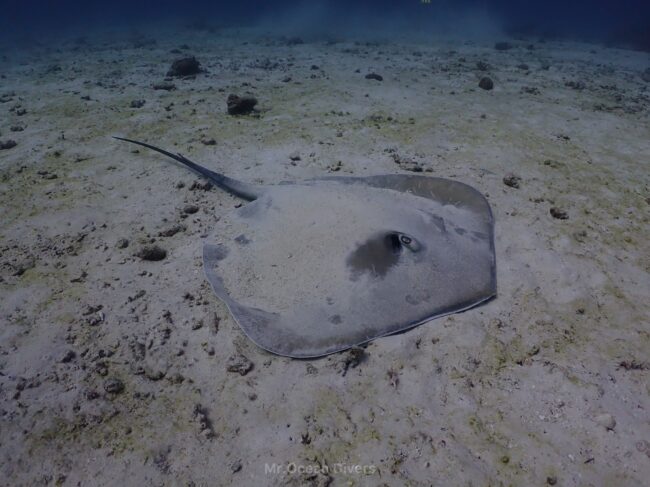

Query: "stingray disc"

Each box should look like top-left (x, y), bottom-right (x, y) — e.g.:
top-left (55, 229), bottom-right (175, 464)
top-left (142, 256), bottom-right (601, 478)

top-left (203, 175), bottom-right (495, 358)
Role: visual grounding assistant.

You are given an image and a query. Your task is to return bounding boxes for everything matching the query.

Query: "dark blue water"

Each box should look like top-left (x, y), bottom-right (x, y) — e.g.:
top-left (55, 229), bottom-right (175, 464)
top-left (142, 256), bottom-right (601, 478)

top-left (2, 0), bottom-right (650, 49)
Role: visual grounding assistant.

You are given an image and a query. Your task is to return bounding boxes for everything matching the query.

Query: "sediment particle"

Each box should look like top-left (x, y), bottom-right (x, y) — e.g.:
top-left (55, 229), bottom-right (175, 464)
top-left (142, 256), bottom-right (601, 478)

top-left (550, 207), bottom-right (569, 220)
top-left (136, 245), bottom-right (167, 261)
top-left (503, 174), bottom-right (521, 188)
top-left (479, 77), bottom-right (494, 90)
top-left (227, 94), bottom-right (258, 115)
top-left (167, 57), bottom-right (201, 77)
top-left (0, 140), bottom-right (17, 150)
top-left (152, 82), bottom-right (176, 91)
top-left (226, 353), bottom-right (254, 376)
top-left (104, 378), bottom-right (124, 394)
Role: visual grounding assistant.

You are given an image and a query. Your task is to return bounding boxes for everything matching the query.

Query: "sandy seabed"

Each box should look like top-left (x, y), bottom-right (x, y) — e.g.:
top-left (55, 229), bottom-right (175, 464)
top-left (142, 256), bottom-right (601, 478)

top-left (0, 25), bottom-right (649, 486)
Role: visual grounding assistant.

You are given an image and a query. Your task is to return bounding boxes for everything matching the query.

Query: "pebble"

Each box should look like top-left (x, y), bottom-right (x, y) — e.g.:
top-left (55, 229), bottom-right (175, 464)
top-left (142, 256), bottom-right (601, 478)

top-left (365, 73), bottom-right (383, 81)
top-left (550, 207), bottom-right (569, 220)
top-left (60, 350), bottom-right (76, 363)
top-left (0, 140), bottom-right (17, 150)
top-left (193, 404), bottom-right (215, 439)
top-left (479, 77), bottom-right (494, 90)
top-left (495, 41), bottom-right (513, 51)
top-left (189, 180), bottom-right (213, 191)
top-left (503, 174), bottom-right (521, 188)
top-left (167, 57), bottom-right (201, 77)
top-left (104, 378), bottom-right (124, 394)
top-left (136, 245), bottom-right (167, 261)
top-left (130, 99), bottom-right (145, 108)
top-left (201, 138), bottom-right (216, 145)
top-left (594, 413), bottom-right (616, 430)
top-left (226, 353), bottom-right (254, 376)
top-left (152, 82), bottom-right (176, 91)
top-left (183, 204), bottom-right (199, 214)
top-left (158, 224), bottom-right (186, 237)
top-left (116, 238), bottom-right (129, 249)
top-left (565, 80), bottom-right (586, 90)
top-left (227, 94), bottom-right (258, 115)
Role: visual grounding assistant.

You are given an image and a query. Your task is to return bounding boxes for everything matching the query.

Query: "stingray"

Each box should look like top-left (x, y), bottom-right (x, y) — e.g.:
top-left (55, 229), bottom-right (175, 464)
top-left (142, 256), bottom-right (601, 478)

top-left (114, 137), bottom-right (496, 358)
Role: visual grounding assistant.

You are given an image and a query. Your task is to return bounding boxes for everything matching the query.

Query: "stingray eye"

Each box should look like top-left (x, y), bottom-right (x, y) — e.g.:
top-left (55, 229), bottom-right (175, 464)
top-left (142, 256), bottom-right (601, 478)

top-left (385, 232), bottom-right (421, 254)
top-left (399, 233), bottom-right (422, 252)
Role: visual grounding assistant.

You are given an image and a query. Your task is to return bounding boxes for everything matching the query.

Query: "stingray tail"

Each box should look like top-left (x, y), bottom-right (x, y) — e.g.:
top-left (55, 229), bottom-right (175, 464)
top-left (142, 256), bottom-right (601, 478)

top-left (113, 136), bottom-right (261, 201)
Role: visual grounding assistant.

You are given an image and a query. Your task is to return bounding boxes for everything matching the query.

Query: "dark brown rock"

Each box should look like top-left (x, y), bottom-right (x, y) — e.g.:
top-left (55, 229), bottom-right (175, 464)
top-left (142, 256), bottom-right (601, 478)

top-left (104, 378), bottom-right (124, 394)
top-left (136, 245), bottom-right (167, 261)
top-left (479, 77), bottom-right (494, 90)
top-left (226, 353), bottom-right (253, 376)
top-left (0, 140), bottom-right (17, 150)
top-left (152, 82), bottom-right (176, 91)
top-left (227, 94), bottom-right (258, 115)
top-left (503, 174), bottom-right (521, 188)
top-left (550, 207), bottom-right (569, 220)
top-left (167, 57), bottom-right (201, 77)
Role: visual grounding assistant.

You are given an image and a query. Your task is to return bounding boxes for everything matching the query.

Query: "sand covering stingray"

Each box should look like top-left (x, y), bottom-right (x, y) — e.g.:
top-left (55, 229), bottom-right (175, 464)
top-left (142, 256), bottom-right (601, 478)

top-left (115, 137), bottom-right (496, 358)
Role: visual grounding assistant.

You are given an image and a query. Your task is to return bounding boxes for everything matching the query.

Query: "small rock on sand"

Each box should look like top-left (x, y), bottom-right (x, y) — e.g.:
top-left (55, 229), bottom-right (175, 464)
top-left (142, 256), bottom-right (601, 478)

top-left (503, 174), bottom-right (521, 188)
top-left (550, 207), bottom-right (569, 220)
top-left (104, 378), bottom-right (124, 394)
top-left (158, 224), bottom-right (186, 237)
top-left (136, 245), bottom-right (167, 261)
top-left (152, 82), bottom-right (176, 91)
top-left (167, 57), bottom-right (201, 77)
top-left (479, 77), bottom-right (494, 90)
top-left (495, 41), bottom-right (513, 51)
top-left (226, 353), bottom-right (254, 376)
top-left (130, 99), bottom-right (145, 108)
top-left (227, 94), bottom-right (258, 115)
top-left (60, 350), bottom-right (76, 363)
top-left (0, 140), bottom-right (17, 150)
top-left (365, 73), bottom-right (383, 81)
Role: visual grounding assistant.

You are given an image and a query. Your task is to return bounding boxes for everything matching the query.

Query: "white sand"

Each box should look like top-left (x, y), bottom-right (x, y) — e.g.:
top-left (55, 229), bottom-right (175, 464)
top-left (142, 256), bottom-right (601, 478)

top-left (1, 26), bottom-right (649, 486)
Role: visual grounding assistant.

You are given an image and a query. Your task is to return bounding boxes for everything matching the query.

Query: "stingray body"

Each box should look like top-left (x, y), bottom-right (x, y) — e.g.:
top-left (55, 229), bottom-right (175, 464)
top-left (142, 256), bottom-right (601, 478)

top-left (115, 137), bottom-right (496, 358)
